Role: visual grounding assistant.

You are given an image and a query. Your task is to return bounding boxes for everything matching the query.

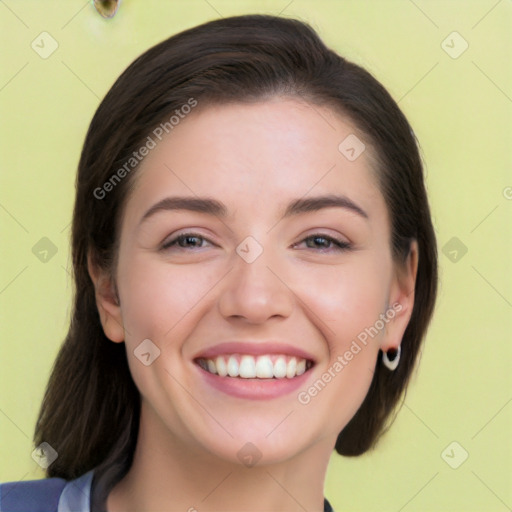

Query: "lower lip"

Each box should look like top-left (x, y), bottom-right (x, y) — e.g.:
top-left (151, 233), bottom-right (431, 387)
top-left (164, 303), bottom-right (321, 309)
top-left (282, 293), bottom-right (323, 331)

top-left (195, 363), bottom-right (313, 400)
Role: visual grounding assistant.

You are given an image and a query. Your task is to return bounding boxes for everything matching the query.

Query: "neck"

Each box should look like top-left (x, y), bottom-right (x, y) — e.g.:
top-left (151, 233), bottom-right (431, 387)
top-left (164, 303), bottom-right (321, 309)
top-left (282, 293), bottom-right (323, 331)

top-left (107, 401), bottom-right (333, 512)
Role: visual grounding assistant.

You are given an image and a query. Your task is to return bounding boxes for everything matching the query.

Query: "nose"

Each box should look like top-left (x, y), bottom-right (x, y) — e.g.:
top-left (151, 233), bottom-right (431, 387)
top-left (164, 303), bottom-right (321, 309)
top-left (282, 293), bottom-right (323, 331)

top-left (217, 247), bottom-right (294, 324)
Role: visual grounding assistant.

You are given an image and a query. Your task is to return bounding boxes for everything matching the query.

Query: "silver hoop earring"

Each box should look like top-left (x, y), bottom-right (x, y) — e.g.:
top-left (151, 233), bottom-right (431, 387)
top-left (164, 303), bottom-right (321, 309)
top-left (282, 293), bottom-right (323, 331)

top-left (382, 346), bottom-right (401, 371)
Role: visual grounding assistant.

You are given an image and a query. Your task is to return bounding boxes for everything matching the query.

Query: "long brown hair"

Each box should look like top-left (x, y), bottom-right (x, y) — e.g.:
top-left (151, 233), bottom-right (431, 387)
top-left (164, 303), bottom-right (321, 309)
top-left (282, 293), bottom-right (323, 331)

top-left (34, 14), bottom-right (438, 492)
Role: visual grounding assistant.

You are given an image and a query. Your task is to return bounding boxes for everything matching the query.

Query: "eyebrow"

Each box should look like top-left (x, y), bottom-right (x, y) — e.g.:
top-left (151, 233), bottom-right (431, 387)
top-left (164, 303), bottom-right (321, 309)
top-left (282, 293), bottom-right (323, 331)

top-left (139, 193), bottom-right (368, 226)
top-left (282, 194), bottom-right (368, 219)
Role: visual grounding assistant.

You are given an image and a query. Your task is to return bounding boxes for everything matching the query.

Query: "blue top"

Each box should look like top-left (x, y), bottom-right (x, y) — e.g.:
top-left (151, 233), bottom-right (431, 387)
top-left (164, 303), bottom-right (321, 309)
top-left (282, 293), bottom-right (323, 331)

top-left (0, 470), bottom-right (93, 511)
top-left (0, 470), bottom-right (335, 511)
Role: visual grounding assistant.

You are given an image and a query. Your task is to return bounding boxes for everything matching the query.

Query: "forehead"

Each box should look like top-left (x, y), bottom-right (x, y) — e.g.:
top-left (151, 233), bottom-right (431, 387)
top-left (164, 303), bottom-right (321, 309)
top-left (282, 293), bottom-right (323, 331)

top-left (122, 98), bottom-right (386, 226)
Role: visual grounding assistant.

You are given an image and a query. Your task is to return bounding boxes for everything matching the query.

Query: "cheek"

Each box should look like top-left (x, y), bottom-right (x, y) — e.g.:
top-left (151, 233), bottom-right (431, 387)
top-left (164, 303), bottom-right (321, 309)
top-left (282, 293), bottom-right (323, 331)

top-left (293, 257), bottom-right (391, 350)
top-left (117, 253), bottom-right (222, 343)
top-left (116, 255), bottom-right (221, 401)
top-left (293, 260), bottom-right (388, 431)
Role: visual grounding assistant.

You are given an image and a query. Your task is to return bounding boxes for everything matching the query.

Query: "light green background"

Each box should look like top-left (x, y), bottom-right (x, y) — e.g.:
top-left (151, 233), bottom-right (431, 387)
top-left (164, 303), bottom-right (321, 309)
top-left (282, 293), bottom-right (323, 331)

top-left (1, 1), bottom-right (511, 510)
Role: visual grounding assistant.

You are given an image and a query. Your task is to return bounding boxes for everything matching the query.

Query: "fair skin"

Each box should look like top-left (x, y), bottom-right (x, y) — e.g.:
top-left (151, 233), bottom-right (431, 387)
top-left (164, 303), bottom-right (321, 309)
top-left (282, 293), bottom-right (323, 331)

top-left (89, 97), bottom-right (418, 512)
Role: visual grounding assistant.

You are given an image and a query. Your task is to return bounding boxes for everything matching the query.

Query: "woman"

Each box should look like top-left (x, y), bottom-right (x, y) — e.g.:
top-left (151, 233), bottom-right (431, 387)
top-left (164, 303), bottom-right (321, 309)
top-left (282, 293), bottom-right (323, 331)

top-left (0, 14), bottom-right (437, 512)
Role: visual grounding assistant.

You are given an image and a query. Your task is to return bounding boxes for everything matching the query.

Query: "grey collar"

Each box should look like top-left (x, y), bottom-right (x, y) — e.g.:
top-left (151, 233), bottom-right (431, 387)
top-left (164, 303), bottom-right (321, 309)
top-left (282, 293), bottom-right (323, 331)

top-left (58, 470), bottom-right (93, 512)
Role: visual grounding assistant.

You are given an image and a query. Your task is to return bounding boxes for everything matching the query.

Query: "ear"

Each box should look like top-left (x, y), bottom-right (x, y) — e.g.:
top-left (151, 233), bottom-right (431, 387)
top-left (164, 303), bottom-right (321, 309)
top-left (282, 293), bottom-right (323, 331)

top-left (380, 240), bottom-right (419, 352)
top-left (87, 251), bottom-right (125, 343)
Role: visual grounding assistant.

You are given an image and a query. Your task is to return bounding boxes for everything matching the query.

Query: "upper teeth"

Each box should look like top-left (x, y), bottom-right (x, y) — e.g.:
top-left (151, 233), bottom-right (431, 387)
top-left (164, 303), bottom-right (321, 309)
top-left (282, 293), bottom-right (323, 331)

top-left (197, 354), bottom-right (311, 379)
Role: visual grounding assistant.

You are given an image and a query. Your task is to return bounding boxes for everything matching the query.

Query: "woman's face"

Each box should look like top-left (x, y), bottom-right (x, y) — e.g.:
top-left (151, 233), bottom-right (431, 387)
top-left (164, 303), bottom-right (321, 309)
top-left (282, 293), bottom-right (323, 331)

top-left (94, 98), bottom-right (416, 465)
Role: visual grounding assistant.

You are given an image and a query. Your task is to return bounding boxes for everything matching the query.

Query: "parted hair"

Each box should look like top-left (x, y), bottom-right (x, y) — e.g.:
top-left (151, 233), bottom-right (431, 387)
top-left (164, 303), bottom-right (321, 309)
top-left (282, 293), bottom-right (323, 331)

top-left (34, 14), bottom-right (438, 493)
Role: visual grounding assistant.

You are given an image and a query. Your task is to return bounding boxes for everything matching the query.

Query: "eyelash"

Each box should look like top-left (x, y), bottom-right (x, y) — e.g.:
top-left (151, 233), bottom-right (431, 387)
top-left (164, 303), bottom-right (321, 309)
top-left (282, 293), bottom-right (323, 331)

top-left (161, 232), bottom-right (351, 252)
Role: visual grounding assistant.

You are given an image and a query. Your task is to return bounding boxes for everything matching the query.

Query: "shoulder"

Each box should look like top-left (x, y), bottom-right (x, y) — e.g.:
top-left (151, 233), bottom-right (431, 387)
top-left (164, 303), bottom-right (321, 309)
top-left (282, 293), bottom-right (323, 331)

top-left (0, 471), bottom-right (94, 512)
top-left (0, 477), bottom-right (66, 512)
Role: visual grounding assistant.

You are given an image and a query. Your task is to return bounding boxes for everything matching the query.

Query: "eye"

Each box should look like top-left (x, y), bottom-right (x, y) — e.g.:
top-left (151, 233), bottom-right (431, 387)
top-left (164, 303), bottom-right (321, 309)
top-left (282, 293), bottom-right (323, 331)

top-left (295, 234), bottom-right (351, 252)
top-left (161, 232), bottom-right (350, 252)
top-left (161, 232), bottom-right (212, 250)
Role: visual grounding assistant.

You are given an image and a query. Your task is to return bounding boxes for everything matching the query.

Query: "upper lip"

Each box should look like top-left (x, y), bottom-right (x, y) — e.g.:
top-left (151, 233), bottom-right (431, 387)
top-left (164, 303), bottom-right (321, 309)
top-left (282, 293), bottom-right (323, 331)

top-left (193, 341), bottom-right (316, 363)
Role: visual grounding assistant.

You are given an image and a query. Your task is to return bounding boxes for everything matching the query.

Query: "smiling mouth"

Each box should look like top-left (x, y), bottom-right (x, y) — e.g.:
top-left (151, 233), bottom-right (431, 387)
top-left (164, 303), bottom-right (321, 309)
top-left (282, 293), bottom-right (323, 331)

top-left (195, 354), bottom-right (314, 379)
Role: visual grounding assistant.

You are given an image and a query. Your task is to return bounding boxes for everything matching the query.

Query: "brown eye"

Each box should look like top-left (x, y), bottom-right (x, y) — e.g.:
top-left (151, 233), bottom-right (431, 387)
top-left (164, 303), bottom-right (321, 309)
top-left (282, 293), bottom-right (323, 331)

top-left (162, 233), bottom-right (211, 251)
top-left (298, 234), bottom-right (351, 251)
